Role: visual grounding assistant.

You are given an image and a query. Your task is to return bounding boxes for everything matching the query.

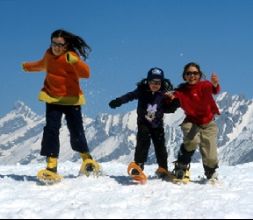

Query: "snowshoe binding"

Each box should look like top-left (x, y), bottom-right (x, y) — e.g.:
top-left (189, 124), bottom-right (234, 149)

top-left (127, 162), bottom-right (147, 184)
top-left (171, 162), bottom-right (191, 184)
top-left (79, 159), bottom-right (101, 177)
top-left (79, 152), bottom-right (101, 177)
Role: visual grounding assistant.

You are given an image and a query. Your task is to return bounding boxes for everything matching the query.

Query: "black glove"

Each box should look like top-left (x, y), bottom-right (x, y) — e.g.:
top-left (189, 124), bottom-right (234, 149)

top-left (109, 98), bottom-right (122, 109)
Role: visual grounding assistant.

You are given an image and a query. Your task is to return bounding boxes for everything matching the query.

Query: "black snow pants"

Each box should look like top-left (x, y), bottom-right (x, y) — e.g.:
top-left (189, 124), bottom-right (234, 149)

top-left (134, 124), bottom-right (168, 170)
top-left (41, 104), bottom-right (89, 157)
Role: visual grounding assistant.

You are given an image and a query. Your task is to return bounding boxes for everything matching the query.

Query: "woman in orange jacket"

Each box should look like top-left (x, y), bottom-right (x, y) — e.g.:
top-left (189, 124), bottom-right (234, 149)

top-left (23, 29), bottom-right (100, 182)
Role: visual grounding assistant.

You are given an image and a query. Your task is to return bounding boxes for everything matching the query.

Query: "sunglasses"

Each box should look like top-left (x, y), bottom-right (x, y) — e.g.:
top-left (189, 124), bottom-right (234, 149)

top-left (51, 41), bottom-right (66, 48)
top-left (185, 71), bottom-right (200, 76)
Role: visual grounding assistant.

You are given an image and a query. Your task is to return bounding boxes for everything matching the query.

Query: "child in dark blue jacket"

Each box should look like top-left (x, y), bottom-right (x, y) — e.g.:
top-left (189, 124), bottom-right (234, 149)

top-left (109, 68), bottom-right (178, 180)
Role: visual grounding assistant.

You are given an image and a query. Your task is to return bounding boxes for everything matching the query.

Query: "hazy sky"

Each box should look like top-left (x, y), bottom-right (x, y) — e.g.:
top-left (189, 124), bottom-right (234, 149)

top-left (1, 0), bottom-right (253, 117)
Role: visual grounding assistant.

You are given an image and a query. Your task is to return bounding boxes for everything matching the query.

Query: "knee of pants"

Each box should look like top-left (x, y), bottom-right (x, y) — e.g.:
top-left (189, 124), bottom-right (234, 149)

top-left (203, 158), bottom-right (219, 169)
top-left (184, 139), bottom-right (199, 152)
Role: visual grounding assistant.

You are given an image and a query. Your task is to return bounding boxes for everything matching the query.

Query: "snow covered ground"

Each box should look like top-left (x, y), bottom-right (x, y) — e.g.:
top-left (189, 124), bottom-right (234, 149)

top-left (0, 161), bottom-right (253, 219)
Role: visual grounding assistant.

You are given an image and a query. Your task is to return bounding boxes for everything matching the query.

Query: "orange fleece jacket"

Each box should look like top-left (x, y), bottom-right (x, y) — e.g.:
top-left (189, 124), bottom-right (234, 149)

top-left (23, 49), bottom-right (90, 102)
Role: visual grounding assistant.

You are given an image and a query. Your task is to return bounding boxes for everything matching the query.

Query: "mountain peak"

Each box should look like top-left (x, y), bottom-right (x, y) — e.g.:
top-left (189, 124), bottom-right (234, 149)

top-left (12, 101), bottom-right (38, 120)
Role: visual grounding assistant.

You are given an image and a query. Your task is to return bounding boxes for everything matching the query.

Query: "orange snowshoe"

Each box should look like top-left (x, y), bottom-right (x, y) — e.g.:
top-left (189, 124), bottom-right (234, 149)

top-left (127, 162), bottom-right (148, 184)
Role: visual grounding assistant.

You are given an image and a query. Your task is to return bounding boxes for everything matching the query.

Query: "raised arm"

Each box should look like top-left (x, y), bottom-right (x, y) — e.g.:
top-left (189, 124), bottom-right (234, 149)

top-left (210, 73), bottom-right (221, 94)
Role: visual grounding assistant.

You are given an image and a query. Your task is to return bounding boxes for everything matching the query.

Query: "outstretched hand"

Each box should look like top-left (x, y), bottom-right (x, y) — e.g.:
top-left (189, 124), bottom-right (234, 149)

top-left (109, 98), bottom-right (122, 109)
top-left (211, 73), bottom-right (219, 87)
top-left (164, 91), bottom-right (175, 100)
top-left (21, 63), bottom-right (27, 72)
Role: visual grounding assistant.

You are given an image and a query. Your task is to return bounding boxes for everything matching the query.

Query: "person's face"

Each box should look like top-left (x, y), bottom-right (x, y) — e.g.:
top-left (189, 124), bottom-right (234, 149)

top-left (149, 80), bottom-right (162, 92)
top-left (184, 66), bottom-right (201, 85)
top-left (51, 37), bottom-right (67, 56)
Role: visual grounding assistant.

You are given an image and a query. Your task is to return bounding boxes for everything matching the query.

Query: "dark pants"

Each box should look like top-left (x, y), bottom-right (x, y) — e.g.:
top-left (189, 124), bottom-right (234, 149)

top-left (41, 104), bottom-right (89, 157)
top-left (134, 124), bottom-right (168, 169)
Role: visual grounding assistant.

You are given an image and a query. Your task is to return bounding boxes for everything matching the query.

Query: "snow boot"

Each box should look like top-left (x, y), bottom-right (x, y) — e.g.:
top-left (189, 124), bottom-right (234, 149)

top-left (204, 165), bottom-right (219, 184)
top-left (172, 161), bottom-right (191, 184)
top-left (127, 162), bottom-right (147, 184)
top-left (155, 167), bottom-right (173, 180)
top-left (79, 152), bottom-right (101, 177)
top-left (37, 157), bottom-right (62, 184)
top-left (46, 156), bottom-right (58, 173)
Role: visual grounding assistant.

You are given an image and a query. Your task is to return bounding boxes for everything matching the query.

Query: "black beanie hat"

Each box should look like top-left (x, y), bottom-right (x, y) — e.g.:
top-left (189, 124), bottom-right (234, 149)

top-left (147, 67), bottom-right (164, 81)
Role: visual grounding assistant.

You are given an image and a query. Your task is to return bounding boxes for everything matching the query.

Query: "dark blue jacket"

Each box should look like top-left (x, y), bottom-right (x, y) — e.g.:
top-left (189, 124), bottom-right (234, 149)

top-left (118, 79), bottom-right (179, 128)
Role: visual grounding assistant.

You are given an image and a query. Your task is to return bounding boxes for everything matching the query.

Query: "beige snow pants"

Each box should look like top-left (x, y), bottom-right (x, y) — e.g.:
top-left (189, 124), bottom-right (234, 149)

top-left (181, 121), bottom-right (219, 168)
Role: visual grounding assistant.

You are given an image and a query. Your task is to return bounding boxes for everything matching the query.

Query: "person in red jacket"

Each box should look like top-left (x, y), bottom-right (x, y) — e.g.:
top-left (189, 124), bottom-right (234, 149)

top-left (168, 62), bottom-right (221, 183)
top-left (22, 29), bottom-right (100, 182)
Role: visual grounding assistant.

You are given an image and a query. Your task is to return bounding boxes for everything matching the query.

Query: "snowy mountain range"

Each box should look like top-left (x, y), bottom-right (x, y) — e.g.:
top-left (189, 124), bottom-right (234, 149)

top-left (0, 91), bottom-right (253, 166)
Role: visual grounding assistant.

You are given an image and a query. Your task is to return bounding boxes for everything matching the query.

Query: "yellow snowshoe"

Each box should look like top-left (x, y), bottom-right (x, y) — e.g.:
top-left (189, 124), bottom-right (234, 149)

top-left (79, 158), bottom-right (101, 177)
top-left (37, 156), bottom-right (62, 185)
top-left (127, 162), bottom-right (147, 184)
top-left (171, 169), bottom-right (191, 184)
top-left (171, 162), bottom-right (191, 184)
top-left (37, 169), bottom-right (63, 185)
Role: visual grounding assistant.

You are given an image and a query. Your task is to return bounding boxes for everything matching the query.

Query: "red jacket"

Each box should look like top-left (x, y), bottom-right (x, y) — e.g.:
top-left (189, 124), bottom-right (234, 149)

top-left (174, 81), bottom-right (221, 125)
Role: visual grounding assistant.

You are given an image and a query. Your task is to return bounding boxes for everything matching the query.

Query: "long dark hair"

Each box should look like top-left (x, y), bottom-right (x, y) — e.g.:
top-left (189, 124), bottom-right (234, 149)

top-left (182, 62), bottom-right (204, 80)
top-left (51, 29), bottom-right (91, 60)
